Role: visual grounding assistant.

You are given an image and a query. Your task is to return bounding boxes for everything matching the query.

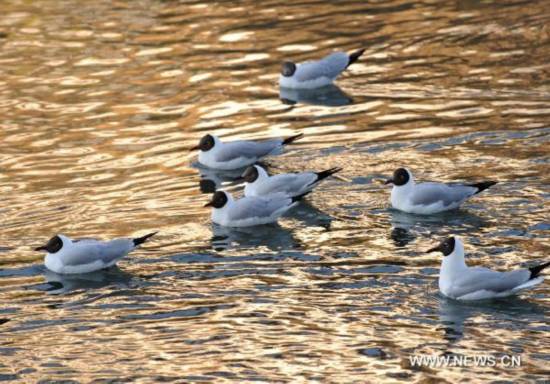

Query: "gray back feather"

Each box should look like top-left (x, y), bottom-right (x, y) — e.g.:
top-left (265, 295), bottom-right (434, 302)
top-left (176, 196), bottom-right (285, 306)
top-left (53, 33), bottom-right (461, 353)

top-left (294, 52), bottom-right (349, 82)
top-left (270, 173), bottom-right (317, 194)
top-left (229, 196), bottom-right (292, 221)
top-left (215, 140), bottom-right (282, 162)
top-left (410, 183), bottom-right (477, 207)
top-left (450, 267), bottom-right (530, 298)
top-left (62, 239), bottom-right (133, 266)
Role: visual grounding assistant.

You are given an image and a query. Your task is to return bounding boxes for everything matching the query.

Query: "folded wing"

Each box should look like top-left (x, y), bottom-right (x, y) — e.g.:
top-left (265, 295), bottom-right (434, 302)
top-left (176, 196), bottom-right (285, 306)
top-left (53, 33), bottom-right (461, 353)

top-left (294, 52), bottom-right (349, 82)
top-left (214, 140), bottom-right (282, 162)
top-left (229, 196), bottom-right (293, 222)
top-left (410, 183), bottom-right (477, 207)
top-left (267, 173), bottom-right (318, 196)
top-left (449, 267), bottom-right (530, 298)
top-left (62, 239), bottom-right (133, 266)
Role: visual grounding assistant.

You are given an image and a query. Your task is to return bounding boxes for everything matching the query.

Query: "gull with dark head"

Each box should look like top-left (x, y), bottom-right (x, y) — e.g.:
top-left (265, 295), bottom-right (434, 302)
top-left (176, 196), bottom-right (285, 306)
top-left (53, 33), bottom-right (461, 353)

top-left (35, 232), bottom-right (157, 274)
top-left (385, 168), bottom-right (497, 215)
top-left (191, 133), bottom-right (303, 170)
top-left (204, 190), bottom-right (306, 227)
top-left (279, 48), bottom-right (365, 89)
top-left (242, 164), bottom-right (342, 198)
top-left (428, 236), bottom-right (549, 300)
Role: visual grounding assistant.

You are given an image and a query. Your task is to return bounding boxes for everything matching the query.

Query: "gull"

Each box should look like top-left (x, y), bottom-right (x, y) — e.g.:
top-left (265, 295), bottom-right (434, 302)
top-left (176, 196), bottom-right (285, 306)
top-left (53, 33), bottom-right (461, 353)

top-left (191, 133), bottom-right (303, 170)
top-left (204, 190), bottom-right (306, 227)
top-left (428, 236), bottom-right (549, 300)
top-left (385, 168), bottom-right (497, 215)
top-left (35, 233), bottom-right (157, 274)
top-left (279, 48), bottom-right (365, 89)
top-left (242, 164), bottom-right (342, 198)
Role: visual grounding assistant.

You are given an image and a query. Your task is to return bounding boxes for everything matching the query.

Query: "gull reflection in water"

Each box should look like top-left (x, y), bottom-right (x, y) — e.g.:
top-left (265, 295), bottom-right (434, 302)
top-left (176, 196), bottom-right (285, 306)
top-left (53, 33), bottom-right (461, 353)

top-left (289, 200), bottom-right (333, 229)
top-left (279, 84), bottom-right (353, 107)
top-left (43, 267), bottom-right (134, 294)
top-left (210, 199), bottom-right (332, 251)
top-left (389, 209), bottom-right (488, 247)
top-left (437, 295), bottom-right (546, 344)
top-left (196, 166), bottom-right (247, 194)
top-left (211, 222), bottom-right (300, 252)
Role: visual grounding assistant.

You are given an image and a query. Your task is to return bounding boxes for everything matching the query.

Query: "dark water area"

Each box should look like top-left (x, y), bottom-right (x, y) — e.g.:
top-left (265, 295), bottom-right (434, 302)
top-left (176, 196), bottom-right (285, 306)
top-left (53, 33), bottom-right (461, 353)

top-left (0, 0), bottom-right (549, 382)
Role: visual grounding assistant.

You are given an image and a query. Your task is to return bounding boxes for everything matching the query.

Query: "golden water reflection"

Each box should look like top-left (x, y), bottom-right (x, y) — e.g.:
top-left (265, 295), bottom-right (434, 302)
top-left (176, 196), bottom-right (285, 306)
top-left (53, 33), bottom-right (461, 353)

top-left (0, 0), bottom-right (549, 382)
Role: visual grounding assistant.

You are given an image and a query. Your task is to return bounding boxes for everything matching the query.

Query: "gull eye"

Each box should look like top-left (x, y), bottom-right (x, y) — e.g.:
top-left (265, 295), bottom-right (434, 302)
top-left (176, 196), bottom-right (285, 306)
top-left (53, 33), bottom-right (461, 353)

top-left (199, 135), bottom-right (215, 151)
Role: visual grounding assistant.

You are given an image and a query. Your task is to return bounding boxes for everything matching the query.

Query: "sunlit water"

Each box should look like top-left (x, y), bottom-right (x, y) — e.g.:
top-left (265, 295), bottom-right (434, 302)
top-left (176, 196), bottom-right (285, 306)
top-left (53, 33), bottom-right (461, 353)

top-left (1, 0), bottom-right (549, 382)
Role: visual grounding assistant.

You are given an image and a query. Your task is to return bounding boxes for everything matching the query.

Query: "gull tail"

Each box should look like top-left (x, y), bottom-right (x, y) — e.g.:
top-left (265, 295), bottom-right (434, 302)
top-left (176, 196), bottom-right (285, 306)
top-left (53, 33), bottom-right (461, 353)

top-left (292, 191), bottom-right (311, 203)
top-left (347, 48), bottom-right (366, 68)
top-left (308, 167), bottom-right (342, 186)
top-left (316, 167), bottom-right (342, 182)
top-left (133, 232), bottom-right (157, 246)
top-left (282, 133), bottom-right (304, 146)
top-left (467, 181), bottom-right (497, 194)
top-left (529, 261), bottom-right (550, 279)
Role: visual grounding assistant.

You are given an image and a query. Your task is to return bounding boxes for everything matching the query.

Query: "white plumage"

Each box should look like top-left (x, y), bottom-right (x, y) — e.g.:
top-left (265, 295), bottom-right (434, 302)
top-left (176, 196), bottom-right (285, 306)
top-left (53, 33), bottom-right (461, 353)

top-left (242, 164), bottom-right (341, 198)
top-left (387, 168), bottom-right (497, 215)
top-left (193, 133), bottom-right (302, 170)
top-left (429, 236), bottom-right (549, 301)
top-left (205, 190), bottom-right (302, 227)
top-left (279, 49), bottom-right (364, 89)
top-left (36, 233), bottom-right (156, 274)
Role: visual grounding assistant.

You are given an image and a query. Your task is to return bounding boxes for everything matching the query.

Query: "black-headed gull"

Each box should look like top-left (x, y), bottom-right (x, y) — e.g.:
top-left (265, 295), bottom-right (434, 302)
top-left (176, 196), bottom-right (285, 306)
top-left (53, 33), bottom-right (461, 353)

top-left (242, 164), bottom-right (342, 198)
top-left (204, 190), bottom-right (306, 227)
top-left (191, 133), bottom-right (303, 170)
top-left (428, 236), bottom-right (549, 300)
top-left (35, 233), bottom-right (156, 274)
top-left (385, 168), bottom-right (497, 214)
top-left (279, 49), bottom-right (365, 89)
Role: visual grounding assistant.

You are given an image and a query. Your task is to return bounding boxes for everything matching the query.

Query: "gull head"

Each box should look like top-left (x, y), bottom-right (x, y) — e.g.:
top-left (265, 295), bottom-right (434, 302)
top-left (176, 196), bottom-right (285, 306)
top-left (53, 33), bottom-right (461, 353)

top-left (281, 61), bottom-right (297, 77)
top-left (192, 134), bottom-right (216, 152)
top-left (242, 165), bottom-right (260, 183)
top-left (35, 235), bottom-right (65, 253)
top-left (385, 168), bottom-right (412, 186)
top-left (204, 190), bottom-right (229, 209)
top-left (427, 236), bottom-right (457, 257)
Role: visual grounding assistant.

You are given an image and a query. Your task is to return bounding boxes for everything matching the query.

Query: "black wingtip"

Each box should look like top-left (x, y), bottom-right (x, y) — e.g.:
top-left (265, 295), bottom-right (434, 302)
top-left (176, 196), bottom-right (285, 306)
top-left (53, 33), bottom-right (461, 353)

top-left (315, 167), bottom-right (343, 182)
top-left (468, 181), bottom-right (497, 194)
top-left (291, 191), bottom-right (311, 203)
top-left (529, 261), bottom-right (550, 279)
top-left (282, 133), bottom-right (303, 146)
top-left (347, 48), bottom-right (366, 68)
top-left (133, 232), bottom-right (157, 246)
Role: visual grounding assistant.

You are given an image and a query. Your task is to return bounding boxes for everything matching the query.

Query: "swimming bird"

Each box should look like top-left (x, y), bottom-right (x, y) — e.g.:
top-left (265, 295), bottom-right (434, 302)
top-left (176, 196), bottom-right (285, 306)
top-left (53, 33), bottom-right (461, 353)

top-left (428, 236), bottom-right (549, 300)
top-left (204, 190), bottom-right (305, 227)
top-left (35, 233), bottom-right (157, 274)
top-left (191, 133), bottom-right (303, 170)
top-left (242, 164), bottom-right (342, 198)
top-left (279, 49), bottom-right (365, 89)
top-left (385, 168), bottom-right (497, 215)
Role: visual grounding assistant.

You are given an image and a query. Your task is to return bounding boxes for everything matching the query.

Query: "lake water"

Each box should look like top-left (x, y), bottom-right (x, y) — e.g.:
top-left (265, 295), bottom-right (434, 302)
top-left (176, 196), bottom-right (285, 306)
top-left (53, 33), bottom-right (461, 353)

top-left (1, 0), bottom-right (549, 382)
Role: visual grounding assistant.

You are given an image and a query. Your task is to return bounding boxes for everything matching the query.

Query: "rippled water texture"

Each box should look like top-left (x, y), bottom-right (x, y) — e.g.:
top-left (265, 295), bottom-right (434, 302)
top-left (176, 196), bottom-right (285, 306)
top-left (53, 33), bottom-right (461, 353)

top-left (1, 0), bottom-right (549, 382)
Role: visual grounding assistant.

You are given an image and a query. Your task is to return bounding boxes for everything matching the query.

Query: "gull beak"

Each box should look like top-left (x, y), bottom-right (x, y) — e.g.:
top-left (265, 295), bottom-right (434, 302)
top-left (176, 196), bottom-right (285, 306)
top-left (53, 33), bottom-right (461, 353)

top-left (204, 200), bottom-right (214, 207)
top-left (426, 244), bottom-right (442, 253)
top-left (34, 245), bottom-right (47, 252)
top-left (190, 145), bottom-right (200, 151)
top-left (384, 178), bottom-right (394, 185)
top-left (280, 98), bottom-right (296, 105)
